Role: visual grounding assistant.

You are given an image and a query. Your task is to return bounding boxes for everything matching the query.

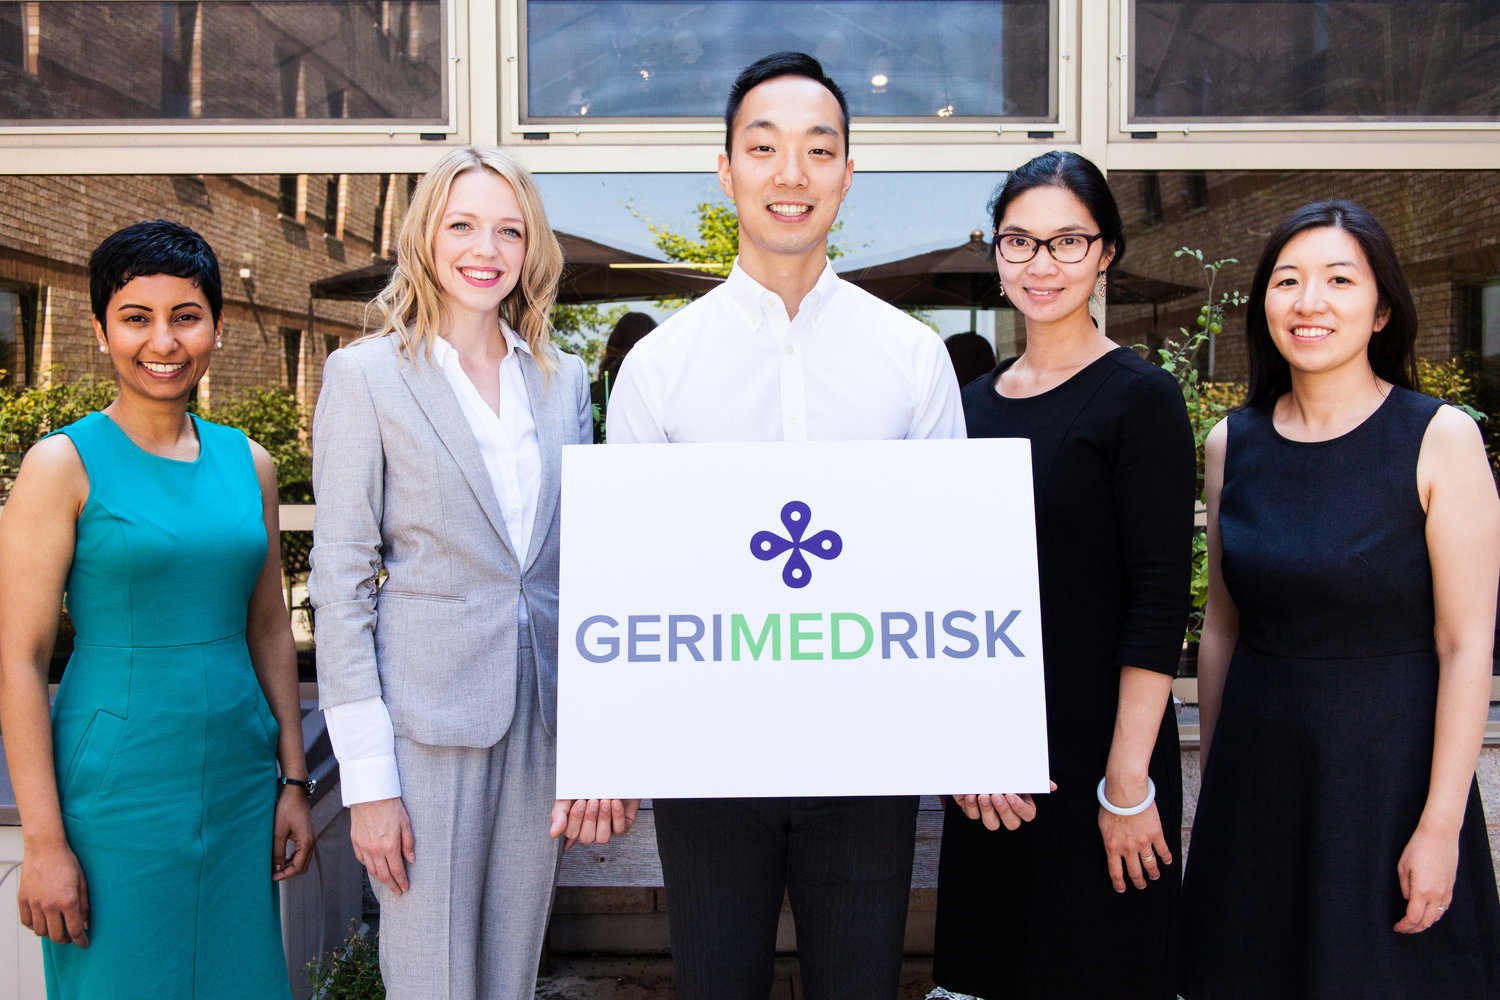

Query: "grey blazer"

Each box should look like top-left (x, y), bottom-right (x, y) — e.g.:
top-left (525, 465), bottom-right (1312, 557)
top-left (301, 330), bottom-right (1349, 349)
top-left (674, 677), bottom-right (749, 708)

top-left (308, 335), bottom-right (592, 746)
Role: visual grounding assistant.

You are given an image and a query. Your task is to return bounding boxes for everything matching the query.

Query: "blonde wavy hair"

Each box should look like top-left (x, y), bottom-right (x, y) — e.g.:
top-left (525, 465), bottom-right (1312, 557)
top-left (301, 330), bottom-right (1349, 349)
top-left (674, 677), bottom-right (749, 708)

top-left (362, 145), bottom-right (563, 379)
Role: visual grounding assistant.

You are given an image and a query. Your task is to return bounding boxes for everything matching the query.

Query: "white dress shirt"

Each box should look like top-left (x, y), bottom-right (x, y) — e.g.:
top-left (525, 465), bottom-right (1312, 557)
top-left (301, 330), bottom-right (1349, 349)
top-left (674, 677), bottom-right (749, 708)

top-left (606, 259), bottom-right (964, 444)
top-left (324, 325), bottom-right (541, 805)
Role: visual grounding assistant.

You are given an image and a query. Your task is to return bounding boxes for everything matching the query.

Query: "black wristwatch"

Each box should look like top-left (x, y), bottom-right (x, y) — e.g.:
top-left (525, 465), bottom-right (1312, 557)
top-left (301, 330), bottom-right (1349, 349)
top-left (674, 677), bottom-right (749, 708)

top-left (278, 776), bottom-right (316, 797)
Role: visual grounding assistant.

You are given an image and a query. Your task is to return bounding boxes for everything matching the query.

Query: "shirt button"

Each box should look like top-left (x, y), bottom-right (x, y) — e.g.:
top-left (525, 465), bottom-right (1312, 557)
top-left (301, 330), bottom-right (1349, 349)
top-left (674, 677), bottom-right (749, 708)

top-left (785, 345), bottom-right (795, 355)
top-left (789, 415), bottom-right (801, 425)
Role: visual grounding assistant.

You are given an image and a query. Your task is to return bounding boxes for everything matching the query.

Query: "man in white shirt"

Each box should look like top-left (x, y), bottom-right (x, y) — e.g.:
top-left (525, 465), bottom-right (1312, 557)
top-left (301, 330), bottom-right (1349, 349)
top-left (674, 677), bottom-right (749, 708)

top-left (606, 51), bottom-right (963, 1000)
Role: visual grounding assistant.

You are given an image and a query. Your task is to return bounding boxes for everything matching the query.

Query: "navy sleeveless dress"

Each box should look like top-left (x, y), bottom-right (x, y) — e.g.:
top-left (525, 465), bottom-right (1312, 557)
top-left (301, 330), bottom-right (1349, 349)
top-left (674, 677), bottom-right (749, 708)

top-left (1182, 388), bottom-right (1500, 998)
top-left (44, 412), bottom-right (289, 999)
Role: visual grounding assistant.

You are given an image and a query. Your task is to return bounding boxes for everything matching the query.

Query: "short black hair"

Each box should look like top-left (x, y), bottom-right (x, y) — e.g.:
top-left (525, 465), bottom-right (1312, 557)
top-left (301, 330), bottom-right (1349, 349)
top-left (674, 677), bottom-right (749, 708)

top-left (1243, 200), bottom-right (1418, 405)
top-left (724, 51), bottom-right (849, 156)
top-left (987, 151), bottom-right (1125, 272)
top-left (89, 219), bottom-right (223, 327)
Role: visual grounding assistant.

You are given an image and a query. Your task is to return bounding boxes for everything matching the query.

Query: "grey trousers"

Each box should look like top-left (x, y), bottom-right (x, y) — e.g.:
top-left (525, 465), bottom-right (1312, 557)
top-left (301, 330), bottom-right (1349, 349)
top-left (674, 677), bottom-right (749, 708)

top-left (374, 639), bottom-right (563, 1000)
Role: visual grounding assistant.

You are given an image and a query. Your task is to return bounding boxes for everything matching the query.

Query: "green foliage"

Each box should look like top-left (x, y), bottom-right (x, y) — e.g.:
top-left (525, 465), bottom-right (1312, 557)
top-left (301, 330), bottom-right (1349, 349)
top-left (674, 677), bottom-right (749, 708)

top-left (0, 373), bottom-right (311, 501)
top-left (306, 922), bottom-right (384, 1000)
top-left (1155, 248), bottom-right (1249, 494)
top-left (1418, 357), bottom-right (1488, 423)
top-left (195, 386), bottom-right (311, 487)
top-left (550, 303), bottom-right (627, 379)
top-left (1153, 249), bottom-right (1250, 644)
top-left (636, 200), bottom-right (741, 277)
top-left (629, 199), bottom-right (845, 309)
top-left (1189, 528), bottom-right (1209, 617)
top-left (0, 370), bottom-right (117, 497)
top-left (1418, 356), bottom-right (1497, 482)
top-left (0, 370), bottom-right (116, 456)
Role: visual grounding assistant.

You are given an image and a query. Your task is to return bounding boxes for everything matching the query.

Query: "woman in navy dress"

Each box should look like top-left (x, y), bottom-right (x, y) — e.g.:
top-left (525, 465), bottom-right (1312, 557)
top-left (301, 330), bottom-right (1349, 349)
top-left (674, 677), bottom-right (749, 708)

top-left (1183, 201), bottom-right (1500, 998)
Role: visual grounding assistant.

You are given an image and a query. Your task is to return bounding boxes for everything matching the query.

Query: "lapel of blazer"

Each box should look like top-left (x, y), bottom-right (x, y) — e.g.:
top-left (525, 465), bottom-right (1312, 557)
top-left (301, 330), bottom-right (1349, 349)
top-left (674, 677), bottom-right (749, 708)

top-left (396, 343), bottom-right (521, 563)
top-left (520, 346), bottom-right (562, 574)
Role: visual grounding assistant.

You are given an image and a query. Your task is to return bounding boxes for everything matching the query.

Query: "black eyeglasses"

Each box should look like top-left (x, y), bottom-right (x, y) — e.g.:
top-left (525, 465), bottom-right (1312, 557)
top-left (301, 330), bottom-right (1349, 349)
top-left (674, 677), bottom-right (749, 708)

top-left (994, 231), bottom-right (1106, 264)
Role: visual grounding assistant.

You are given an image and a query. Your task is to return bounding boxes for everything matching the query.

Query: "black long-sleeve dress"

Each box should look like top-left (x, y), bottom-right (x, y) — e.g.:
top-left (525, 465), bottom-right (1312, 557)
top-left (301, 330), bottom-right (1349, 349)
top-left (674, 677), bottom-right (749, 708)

top-left (932, 346), bottom-right (1195, 999)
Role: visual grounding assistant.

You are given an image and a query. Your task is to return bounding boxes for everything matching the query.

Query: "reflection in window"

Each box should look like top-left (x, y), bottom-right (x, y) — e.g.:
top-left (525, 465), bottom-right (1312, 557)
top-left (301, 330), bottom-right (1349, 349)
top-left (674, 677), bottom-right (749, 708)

top-left (373, 174), bottom-right (394, 258)
top-left (1131, 1), bottom-right (1500, 122)
top-left (0, 288), bottom-right (18, 386)
top-left (0, 284), bottom-right (37, 387)
top-left (1472, 284), bottom-right (1500, 369)
top-left (1183, 171), bottom-right (1208, 211)
top-left (1140, 173), bottom-right (1163, 228)
top-left (524, 1), bottom-right (1053, 121)
top-left (0, 1), bottom-right (446, 124)
top-left (282, 327), bottom-right (302, 390)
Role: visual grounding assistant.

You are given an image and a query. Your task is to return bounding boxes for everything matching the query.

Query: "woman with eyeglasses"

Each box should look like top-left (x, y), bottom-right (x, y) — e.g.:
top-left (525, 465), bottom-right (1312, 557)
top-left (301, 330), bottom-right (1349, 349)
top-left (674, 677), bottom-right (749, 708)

top-left (929, 151), bottom-right (1194, 1000)
top-left (1181, 202), bottom-right (1500, 998)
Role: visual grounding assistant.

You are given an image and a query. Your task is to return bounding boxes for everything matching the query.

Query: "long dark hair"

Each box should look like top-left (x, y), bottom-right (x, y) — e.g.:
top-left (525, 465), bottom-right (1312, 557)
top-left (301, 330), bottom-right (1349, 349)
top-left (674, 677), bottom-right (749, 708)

top-left (1244, 200), bottom-right (1418, 405)
top-left (987, 151), bottom-right (1124, 272)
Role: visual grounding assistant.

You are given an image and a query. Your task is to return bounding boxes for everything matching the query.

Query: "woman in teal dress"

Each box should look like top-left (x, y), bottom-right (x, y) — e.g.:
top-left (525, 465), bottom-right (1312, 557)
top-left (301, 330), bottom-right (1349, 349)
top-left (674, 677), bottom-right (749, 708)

top-left (0, 220), bottom-right (315, 999)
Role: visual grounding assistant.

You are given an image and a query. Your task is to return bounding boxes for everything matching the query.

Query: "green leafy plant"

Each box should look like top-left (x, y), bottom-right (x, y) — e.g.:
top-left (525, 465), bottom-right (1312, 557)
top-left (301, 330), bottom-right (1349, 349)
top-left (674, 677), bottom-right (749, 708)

top-left (0, 370), bottom-right (117, 499)
top-left (1418, 356), bottom-right (1497, 483)
top-left (550, 302), bottom-right (627, 378)
top-left (306, 922), bottom-right (384, 1000)
top-left (195, 386), bottom-right (311, 486)
top-left (1151, 249), bottom-right (1249, 645)
top-left (1157, 248), bottom-right (1248, 486)
top-left (629, 199), bottom-right (846, 310)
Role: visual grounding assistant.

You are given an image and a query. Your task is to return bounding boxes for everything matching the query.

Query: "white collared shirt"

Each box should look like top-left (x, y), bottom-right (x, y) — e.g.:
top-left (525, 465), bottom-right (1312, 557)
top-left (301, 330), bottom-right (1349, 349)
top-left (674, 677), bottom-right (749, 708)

top-left (606, 259), bottom-right (963, 444)
top-left (324, 324), bottom-right (541, 805)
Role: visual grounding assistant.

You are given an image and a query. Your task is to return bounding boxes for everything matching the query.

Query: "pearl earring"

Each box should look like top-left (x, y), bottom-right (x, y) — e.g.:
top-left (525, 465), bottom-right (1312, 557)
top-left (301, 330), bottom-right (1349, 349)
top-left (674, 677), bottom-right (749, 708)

top-left (99, 344), bottom-right (107, 353)
top-left (215, 339), bottom-right (223, 349)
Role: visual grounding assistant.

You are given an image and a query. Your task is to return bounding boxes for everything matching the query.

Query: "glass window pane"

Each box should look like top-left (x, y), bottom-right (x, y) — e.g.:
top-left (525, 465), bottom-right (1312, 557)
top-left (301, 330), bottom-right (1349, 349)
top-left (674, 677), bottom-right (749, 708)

top-left (1484, 284), bottom-right (1500, 364)
top-left (0, 1), bottom-right (447, 125)
top-left (1131, 2), bottom-right (1500, 123)
top-left (0, 289), bottom-right (17, 385)
top-left (523, 1), bottom-right (1053, 122)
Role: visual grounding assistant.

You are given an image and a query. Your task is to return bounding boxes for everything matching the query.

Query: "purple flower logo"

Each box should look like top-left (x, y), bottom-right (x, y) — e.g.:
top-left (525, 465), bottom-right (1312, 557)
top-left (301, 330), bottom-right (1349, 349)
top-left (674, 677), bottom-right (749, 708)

top-left (750, 500), bottom-right (843, 589)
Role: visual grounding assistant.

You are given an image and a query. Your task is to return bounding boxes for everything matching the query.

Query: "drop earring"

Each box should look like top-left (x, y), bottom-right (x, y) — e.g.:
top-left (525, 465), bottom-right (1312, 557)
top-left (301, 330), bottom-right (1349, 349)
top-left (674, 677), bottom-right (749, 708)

top-left (1088, 272), bottom-right (1107, 327)
top-left (215, 339), bottom-right (223, 349)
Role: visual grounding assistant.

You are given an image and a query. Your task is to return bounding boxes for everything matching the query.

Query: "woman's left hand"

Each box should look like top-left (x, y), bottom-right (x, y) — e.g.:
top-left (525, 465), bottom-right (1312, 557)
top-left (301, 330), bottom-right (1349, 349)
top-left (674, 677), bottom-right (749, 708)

top-left (1098, 780), bottom-right (1172, 893)
top-left (1394, 824), bottom-right (1458, 933)
top-left (272, 786), bottom-right (317, 881)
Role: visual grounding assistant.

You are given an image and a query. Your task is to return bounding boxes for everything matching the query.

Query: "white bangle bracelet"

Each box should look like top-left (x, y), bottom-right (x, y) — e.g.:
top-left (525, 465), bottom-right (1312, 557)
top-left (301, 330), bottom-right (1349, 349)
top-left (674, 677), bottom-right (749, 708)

top-left (1097, 777), bottom-right (1156, 816)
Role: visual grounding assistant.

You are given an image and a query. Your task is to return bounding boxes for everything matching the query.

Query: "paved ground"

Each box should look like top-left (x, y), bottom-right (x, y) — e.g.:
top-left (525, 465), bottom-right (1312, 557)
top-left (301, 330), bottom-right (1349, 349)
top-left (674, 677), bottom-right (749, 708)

top-left (535, 956), bottom-right (938, 999)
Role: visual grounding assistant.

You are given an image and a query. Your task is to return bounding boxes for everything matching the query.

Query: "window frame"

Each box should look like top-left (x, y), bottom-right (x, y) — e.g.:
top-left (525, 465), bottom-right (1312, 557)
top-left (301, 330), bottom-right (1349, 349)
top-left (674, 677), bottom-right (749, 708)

top-left (0, 0), bottom-right (463, 138)
top-left (1118, 0), bottom-right (1500, 136)
top-left (504, 0), bottom-right (1072, 142)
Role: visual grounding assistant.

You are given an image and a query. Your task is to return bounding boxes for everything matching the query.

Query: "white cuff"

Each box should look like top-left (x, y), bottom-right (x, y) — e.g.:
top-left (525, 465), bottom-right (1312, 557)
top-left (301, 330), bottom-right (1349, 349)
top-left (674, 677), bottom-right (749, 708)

top-left (334, 753), bottom-right (402, 806)
top-left (323, 696), bottom-right (403, 806)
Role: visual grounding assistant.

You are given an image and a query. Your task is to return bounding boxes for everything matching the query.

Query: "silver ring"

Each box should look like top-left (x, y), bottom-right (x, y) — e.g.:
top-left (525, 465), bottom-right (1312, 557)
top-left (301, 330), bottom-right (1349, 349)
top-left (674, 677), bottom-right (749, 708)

top-left (1140, 853), bottom-right (1156, 862)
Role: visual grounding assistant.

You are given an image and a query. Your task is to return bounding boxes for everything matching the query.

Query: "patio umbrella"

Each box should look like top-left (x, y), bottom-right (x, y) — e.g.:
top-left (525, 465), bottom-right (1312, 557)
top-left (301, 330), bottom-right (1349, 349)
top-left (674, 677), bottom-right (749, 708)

top-left (838, 231), bottom-right (1201, 309)
top-left (308, 231), bottom-right (724, 304)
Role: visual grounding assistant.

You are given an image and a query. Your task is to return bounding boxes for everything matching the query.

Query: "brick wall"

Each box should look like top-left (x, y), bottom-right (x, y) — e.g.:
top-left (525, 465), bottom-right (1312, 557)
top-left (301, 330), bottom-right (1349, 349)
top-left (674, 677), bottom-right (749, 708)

top-left (1108, 169), bottom-right (1500, 381)
top-left (0, 171), bottom-right (410, 413)
top-left (4, 2), bottom-right (442, 121)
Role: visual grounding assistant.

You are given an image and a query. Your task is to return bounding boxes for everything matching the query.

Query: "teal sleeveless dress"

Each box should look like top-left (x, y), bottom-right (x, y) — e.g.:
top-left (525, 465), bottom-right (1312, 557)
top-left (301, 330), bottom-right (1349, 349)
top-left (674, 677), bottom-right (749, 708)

top-left (44, 412), bottom-right (289, 1000)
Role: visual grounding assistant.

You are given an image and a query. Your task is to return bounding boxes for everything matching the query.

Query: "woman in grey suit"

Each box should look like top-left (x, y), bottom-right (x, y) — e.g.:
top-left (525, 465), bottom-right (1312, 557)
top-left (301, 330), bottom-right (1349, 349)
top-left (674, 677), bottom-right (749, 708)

top-left (309, 145), bottom-right (629, 1000)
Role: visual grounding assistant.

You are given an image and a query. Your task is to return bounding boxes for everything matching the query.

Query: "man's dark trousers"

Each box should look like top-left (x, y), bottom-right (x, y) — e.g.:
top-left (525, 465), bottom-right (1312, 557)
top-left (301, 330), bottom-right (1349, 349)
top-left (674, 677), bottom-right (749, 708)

top-left (653, 794), bottom-right (919, 1000)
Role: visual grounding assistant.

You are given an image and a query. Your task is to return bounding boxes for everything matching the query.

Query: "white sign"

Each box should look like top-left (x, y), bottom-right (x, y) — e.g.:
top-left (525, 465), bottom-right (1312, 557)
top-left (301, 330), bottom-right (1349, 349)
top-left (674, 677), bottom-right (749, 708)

top-left (556, 439), bottom-right (1048, 799)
